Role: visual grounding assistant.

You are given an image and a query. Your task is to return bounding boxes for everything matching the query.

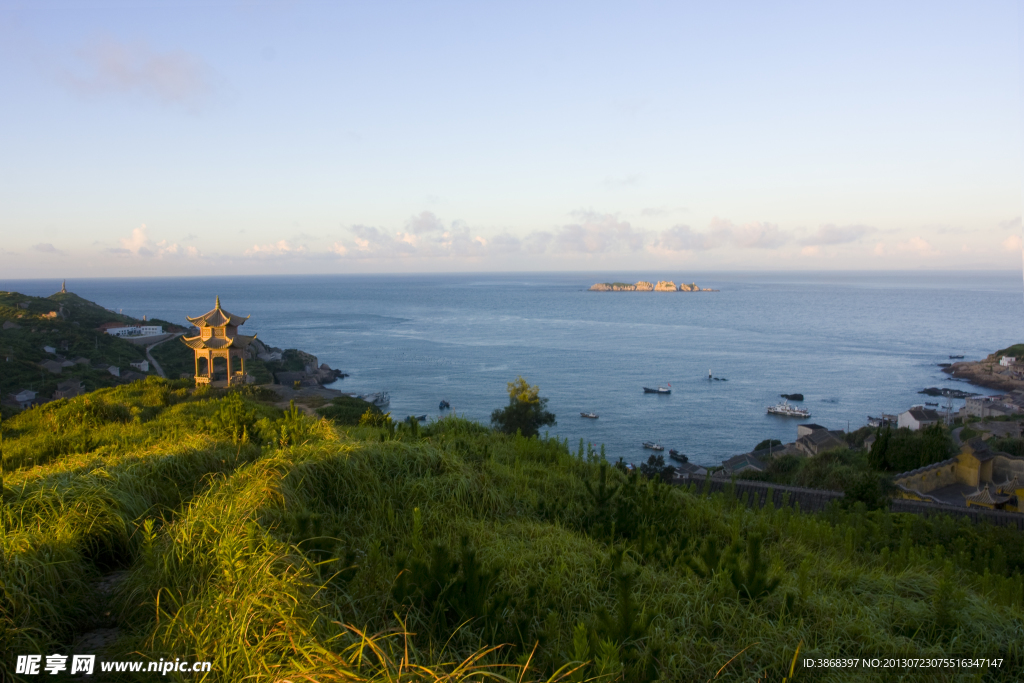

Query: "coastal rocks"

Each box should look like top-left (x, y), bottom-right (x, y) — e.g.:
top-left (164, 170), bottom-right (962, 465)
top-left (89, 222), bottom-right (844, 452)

top-left (918, 387), bottom-right (977, 399)
top-left (654, 281), bottom-right (676, 291)
top-left (589, 282), bottom-right (638, 291)
top-left (635, 281), bottom-right (654, 291)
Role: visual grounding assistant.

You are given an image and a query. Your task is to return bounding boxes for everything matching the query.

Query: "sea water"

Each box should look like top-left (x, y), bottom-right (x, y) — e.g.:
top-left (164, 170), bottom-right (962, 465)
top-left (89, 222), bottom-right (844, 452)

top-left (4, 271), bottom-right (1020, 467)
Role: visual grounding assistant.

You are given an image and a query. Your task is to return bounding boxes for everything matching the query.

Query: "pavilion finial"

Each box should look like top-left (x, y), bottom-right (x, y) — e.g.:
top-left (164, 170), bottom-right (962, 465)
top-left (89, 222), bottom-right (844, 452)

top-left (215, 295), bottom-right (221, 309)
top-left (60, 279), bottom-right (66, 294)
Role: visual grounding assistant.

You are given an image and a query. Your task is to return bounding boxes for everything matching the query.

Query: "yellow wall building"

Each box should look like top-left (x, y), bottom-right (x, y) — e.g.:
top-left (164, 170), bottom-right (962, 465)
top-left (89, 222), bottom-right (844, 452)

top-left (893, 437), bottom-right (1024, 512)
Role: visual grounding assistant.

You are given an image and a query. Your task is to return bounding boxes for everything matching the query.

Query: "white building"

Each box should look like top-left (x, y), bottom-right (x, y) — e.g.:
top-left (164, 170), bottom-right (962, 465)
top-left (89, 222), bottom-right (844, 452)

top-left (10, 389), bottom-right (37, 409)
top-left (898, 407), bottom-right (941, 431)
top-left (1000, 356), bottom-right (1016, 367)
top-left (105, 325), bottom-right (164, 338)
top-left (130, 360), bottom-right (149, 372)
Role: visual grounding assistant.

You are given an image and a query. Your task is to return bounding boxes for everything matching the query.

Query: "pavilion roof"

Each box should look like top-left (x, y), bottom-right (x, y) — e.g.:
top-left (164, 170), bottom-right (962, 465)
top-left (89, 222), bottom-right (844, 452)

top-left (997, 475), bottom-right (1021, 495)
top-left (181, 333), bottom-right (257, 351)
top-left (186, 296), bottom-right (249, 328)
top-left (964, 484), bottom-right (1011, 507)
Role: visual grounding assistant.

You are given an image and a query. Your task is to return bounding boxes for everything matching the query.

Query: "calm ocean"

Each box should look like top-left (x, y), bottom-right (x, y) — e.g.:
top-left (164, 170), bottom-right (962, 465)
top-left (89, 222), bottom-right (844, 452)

top-left (4, 271), bottom-right (1020, 467)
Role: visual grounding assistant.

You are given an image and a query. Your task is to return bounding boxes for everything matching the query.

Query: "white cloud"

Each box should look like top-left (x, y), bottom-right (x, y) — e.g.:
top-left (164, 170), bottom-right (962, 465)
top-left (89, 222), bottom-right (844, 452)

top-left (1002, 234), bottom-right (1022, 251)
top-left (61, 36), bottom-right (219, 108)
top-left (896, 236), bottom-right (940, 257)
top-left (32, 243), bottom-right (62, 254)
top-left (654, 217), bottom-right (790, 252)
top-left (109, 224), bottom-right (198, 258)
top-left (800, 224), bottom-right (875, 246)
top-left (244, 240), bottom-right (307, 257)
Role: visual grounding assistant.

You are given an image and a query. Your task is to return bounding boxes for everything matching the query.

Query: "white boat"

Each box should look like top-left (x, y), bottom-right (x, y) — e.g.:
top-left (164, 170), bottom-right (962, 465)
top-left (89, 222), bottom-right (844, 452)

top-left (643, 386), bottom-right (671, 394)
top-left (642, 441), bottom-right (664, 451)
top-left (766, 400), bottom-right (809, 418)
top-left (580, 412), bottom-right (599, 419)
top-left (359, 391), bottom-right (390, 408)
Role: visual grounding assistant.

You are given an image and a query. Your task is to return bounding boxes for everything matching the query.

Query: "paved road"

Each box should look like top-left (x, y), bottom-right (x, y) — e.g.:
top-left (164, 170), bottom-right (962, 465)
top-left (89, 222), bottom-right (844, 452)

top-left (145, 333), bottom-right (183, 379)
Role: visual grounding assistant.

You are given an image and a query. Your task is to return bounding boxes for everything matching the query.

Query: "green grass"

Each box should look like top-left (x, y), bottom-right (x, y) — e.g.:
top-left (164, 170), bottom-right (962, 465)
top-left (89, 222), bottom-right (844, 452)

top-left (2, 379), bottom-right (1023, 682)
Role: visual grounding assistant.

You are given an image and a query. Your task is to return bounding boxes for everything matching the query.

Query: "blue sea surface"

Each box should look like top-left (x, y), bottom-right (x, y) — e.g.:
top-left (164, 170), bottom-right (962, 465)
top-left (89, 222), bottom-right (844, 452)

top-left (4, 271), bottom-right (1021, 467)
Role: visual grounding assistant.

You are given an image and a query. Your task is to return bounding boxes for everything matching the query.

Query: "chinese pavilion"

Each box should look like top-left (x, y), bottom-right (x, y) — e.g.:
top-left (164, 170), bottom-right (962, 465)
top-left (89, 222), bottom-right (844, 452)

top-left (181, 296), bottom-right (257, 386)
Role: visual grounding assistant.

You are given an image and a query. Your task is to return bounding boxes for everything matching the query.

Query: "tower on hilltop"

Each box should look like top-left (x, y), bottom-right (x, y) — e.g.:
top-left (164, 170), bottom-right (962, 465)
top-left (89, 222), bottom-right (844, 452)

top-left (181, 296), bottom-right (257, 386)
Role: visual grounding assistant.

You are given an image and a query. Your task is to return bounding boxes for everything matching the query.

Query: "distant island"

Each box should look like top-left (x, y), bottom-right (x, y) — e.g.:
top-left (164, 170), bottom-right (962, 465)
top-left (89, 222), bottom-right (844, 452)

top-left (590, 280), bottom-right (718, 292)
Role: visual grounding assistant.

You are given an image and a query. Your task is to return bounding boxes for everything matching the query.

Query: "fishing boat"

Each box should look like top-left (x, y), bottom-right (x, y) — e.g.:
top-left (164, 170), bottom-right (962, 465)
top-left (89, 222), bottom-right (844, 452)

top-left (668, 449), bottom-right (688, 463)
top-left (580, 412), bottom-right (599, 419)
top-left (405, 414), bottom-right (427, 423)
top-left (766, 400), bottom-right (810, 418)
top-left (359, 391), bottom-right (390, 408)
top-left (643, 384), bottom-right (671, 394)
top-left (949, 355), bottom-right (964, 359)
top-left (438, 400), bottom-right (450, 410)
top-left (642, 441), bottom-right (664, 451)
top-left (925, 402), bottom-right (939, 406)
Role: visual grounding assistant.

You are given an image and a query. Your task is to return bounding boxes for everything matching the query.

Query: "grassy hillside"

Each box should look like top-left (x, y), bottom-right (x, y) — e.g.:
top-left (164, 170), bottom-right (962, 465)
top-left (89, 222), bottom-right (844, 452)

top-left (0, 291), bottom-right (172, 397)
top-left (2, 379), bottom-right (1023, 682)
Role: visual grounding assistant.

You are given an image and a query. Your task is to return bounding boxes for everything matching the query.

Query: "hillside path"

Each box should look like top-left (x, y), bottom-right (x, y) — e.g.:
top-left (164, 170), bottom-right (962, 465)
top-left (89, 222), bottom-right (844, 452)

top-left (145, 332), bottom-right (183, 378)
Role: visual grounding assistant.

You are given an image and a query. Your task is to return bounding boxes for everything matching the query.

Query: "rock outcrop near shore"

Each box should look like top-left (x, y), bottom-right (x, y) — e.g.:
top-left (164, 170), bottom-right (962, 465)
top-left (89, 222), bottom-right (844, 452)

top-left (590, 280), bottom-right (717, 292)
top-left (944, 347), bottom-right (1024, 393)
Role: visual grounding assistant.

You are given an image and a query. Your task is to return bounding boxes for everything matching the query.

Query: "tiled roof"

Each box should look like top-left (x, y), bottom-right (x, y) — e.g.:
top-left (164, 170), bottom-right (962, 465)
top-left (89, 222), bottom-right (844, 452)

top-left (185, 296), bottom-right (249, 328)
top-left (181, 334), bottom-right (257, 351)
top-left (964, 484), bottom-right (1011, 507)
top-left (907, 407), bottom-right (941, 422)
top-left (998, 476), bottom-right (1021, 495)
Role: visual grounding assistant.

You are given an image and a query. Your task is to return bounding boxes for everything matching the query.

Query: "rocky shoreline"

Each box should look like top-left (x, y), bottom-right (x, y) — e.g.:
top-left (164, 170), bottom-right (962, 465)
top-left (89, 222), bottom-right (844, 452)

top-left (590, 280), bottom-right (718, 292)
top-left (944, 347), bottom-right (1024, 393)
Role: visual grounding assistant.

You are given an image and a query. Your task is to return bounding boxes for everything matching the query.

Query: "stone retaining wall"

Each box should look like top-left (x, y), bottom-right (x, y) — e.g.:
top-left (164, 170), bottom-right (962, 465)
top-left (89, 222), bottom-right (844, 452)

top-left (679, 477), bottom-right (1024, 530)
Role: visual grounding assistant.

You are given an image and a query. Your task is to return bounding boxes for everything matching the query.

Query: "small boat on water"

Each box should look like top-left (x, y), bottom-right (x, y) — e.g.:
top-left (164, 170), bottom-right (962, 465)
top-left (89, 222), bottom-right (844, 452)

top-left (405, 414), bottom-right (427, 423)
top-left (439, 400), bottom-right (450, 410)
top-left (643, 385), bottom-right (671, 394)
top-left (949, 355), bottom-right (964, 359)
top-left (668, 449), bottom-right (688, 463)
top-left (359, 391), bottom-right (390, 407)
top-left (925, 402), bottom-right (939, 406)
top-left (642, 441), bottom-right (664, 451)
top-left (766, 400), bottom-right (810, 418)
top-left (580, 412), bottom-right (599, 419)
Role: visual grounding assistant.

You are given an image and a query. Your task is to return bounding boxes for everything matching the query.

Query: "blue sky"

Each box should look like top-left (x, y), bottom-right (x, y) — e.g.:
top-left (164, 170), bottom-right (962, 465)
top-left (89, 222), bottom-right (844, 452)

top-left (0, 0), bottom-right (1020, 276)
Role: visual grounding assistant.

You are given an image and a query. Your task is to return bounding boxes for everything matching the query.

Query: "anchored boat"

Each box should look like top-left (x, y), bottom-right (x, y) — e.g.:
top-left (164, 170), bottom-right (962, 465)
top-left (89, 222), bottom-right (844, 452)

top-left (359, 391), bottom-right (390, 408)
top-left (643, 385), bottom-right (671, 394)
top-left (766, 400), bottom-right (810, 418)
top-left (642, 441), bottom-right (664, 451)
top-left (580, 412), bottom-right (599, 419)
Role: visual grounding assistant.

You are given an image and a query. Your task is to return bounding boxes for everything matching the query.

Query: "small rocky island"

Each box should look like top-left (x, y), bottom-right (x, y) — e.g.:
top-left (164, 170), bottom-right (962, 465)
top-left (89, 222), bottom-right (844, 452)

top-left (590, 280), bottom-right (717, 292)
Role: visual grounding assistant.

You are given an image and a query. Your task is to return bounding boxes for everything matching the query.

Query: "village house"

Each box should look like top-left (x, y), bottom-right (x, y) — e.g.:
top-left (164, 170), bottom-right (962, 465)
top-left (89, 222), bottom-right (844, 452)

top-left (105, 324), bottom-right (164, 338)
top-left (1000, 356), bottom-right (1016, 367)
top-left (42, 345), bottom-right (56, 354)
top-left (53, 380), bottom-right (85, 400)
top-left (130, 360), bottom-right (150, 372)
top-left (39, 359), bottom-right (63, 374)
top-left (897, 406), bottom-right (941, 431)
top-left (716, 453), bottom-right (766, 477)
top-left (5, 389), bottom-right (37, 409)
top-left (793, 424), bottom-right (846, 456)
top-left (892, 437), bottom-right (1024, 512)
top-left (964, 395), bottom-right (1021, 419)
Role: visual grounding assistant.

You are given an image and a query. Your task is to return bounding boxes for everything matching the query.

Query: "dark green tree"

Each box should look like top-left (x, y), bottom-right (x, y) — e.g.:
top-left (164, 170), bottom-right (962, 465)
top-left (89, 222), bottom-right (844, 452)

top-left (490, 376), bottom-right (556, 438)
